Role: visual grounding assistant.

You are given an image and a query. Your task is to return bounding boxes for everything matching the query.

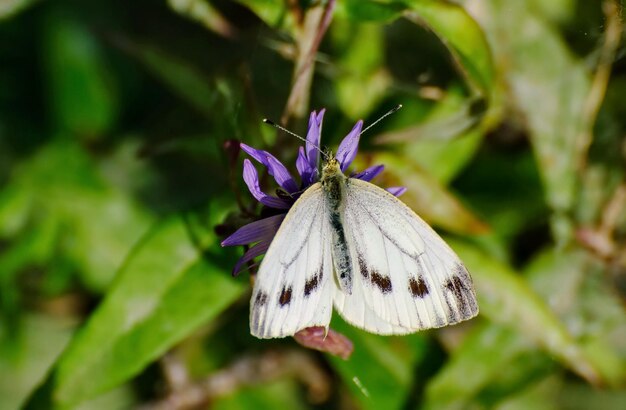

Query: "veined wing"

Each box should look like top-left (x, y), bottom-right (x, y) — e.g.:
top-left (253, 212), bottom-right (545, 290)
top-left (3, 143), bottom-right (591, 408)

top-left (250, 183), bottom-right (334, 338)
top-left (333, 178), bottom-right (478, 335)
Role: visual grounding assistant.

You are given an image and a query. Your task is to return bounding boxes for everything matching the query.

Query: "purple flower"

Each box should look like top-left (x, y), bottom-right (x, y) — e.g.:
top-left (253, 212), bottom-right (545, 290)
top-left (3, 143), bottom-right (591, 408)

top-left (221, 109), bottom-right (406, 276)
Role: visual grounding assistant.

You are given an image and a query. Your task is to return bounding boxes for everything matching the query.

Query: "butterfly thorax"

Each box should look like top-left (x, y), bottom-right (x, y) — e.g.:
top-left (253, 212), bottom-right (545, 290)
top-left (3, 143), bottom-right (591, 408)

top-left (320, 158), bottom-right (347, 206)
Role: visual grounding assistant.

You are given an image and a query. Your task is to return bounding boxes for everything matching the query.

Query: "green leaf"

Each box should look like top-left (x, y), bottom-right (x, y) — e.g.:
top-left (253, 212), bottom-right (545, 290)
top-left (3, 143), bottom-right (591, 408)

top-left (424, 324), bottom-right (538, 408)
top-left (213, 379), bottom-right (308, 410)
top-left (406, 129), bottom-right (482, 184)
top-left (234, 0), bottom-right (289, 27)
top-left (524, 248), bottom-right (626, 385)
top-left (0, 217), bottom-right (61, 334)
top-left (375, 88), bottom-right (485, 184)
top-left (119, 41), bottom-right (220, 117)
top-left (339, 0), bottom-right (407, 23)
top-left (526, 0), bottom-right (576, 23)
top-left (0, 315), bottom-right (74, 410)
top-left (558, 382), bottom-right (626, 409)
top-left (328, 317), bottom-right (427, 410)
top-left (8, 140), bottom-right (153, 290)
top-left (0, 183), bottom-right (32, 238)
top-left (26, 218), bottom-right (245, 409)
top-left (476, 1), bottom-right (590, 240)
top-left (404, 0), bottom-right (495, 97)
top-left (332, 22), bottom-right (390, 119)
top-left (425, 244), bottom-right (621, 407)
top-left (452, 146), bottom-right (547, 244)
top-left (167, 0), bottom-right (237, 38)
top-left (43, 13), bottom-right (118, 138)
top-left (448, 240), bottom-right (603, 385)
top-left (494, 374), bottom-right (562, 410)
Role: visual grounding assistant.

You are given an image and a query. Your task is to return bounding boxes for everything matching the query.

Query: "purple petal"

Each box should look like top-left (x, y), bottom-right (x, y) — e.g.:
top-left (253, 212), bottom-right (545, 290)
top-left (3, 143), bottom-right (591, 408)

top-left (240, 143), bottom-right (270, 165)
top-left (316, 109), bottom-right (325, 124)
top-left (221, 214), bottom-right (286, 247)
top-left (232, 240), bottom-right (271, 276)
top-left (387, 186), bottom-right (407, 197)
top-left (353, 164), bottom-right (384, 182)
top-left (296, 146), bottom-right (316, 186)
top-left (242, 160), bottom-right (291, 209)
top-left (306, 110), bottom-right (324, 170)
top-left (336, 120), bottom-right (363, 172)
top-left (296, 146), bottom-right (308, 177)
top-left (266, 155), bottom-right (299, 193)
top-left (241, 143), bottom-right (298, 193)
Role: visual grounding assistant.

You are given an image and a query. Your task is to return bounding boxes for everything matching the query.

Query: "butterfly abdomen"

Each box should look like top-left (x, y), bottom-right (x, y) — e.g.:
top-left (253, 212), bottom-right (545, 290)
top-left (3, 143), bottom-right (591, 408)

top-left (321, 160), bottom-right (353, 294)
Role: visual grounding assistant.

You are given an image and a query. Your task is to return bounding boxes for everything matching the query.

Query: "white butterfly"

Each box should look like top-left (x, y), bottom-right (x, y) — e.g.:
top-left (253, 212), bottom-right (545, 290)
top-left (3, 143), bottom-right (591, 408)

top-left (250, 157), bottom-right (478, 338)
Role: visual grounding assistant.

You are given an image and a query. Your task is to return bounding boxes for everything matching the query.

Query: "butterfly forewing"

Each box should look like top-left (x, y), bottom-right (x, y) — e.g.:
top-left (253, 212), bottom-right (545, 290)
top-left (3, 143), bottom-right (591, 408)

top-left (249, 167), bottom-right (478, 338)
top-left (333, 178), bottom-right (478, 334)
top-left (250, 183), bottom-right (334, 338)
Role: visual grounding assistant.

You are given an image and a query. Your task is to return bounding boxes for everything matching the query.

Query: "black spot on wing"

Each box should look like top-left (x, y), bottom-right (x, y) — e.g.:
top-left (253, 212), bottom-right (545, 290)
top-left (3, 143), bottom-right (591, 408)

top-left (457, 264), bottom-right (479, 314)
top-left (371, 270), bottom-right (392, 293)
top-left (251, 291), bottom-right (268, 336)
top-left (444, 276), bottom-right (463, 293)
top-left (304, 268), bottom-right (323, 296)
top-left (455, 263), bottom-right (475, 287)
top-left (278, 285), bottom-right (293, 306)
top-left (409, 276), bottom-right (429, 298)
top-left (444, 264), bottom-right (478, 318)
top-left (255, 291), bottom-right (268, 307)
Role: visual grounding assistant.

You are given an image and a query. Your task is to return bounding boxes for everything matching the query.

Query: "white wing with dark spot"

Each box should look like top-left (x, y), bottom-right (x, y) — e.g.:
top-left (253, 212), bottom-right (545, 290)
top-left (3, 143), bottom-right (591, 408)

top-left (250, 183), bottom-right (334, 338)
top-left (333, 178), bottom-right (478, 334)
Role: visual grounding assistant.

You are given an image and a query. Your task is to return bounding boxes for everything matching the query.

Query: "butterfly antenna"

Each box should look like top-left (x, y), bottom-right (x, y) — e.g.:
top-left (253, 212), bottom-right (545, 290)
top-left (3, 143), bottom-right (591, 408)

top-left (263, 118), bottom-right (329, 160)
top-left (360, 104), bottom-right (403, 135)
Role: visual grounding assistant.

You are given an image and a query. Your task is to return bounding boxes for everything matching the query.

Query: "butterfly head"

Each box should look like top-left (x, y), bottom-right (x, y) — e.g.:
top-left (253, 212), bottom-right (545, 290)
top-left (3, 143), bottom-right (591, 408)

top-left (321, 158), bottom-right (344, 184)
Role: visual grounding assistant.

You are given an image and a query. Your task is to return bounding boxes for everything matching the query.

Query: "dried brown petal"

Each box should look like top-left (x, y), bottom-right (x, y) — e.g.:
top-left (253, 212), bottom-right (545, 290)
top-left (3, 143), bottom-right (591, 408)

top-left (293, 327), bottom-right (354, 360)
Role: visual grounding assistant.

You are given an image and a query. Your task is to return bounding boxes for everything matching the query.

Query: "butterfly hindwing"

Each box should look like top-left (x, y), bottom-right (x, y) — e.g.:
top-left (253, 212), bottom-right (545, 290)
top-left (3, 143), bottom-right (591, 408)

top-left (250, 183), bottom-right (334, 338)
top-left (250, 174), bottom-right (478, 338)
top-left (333, 178), bottom-right (478, 334)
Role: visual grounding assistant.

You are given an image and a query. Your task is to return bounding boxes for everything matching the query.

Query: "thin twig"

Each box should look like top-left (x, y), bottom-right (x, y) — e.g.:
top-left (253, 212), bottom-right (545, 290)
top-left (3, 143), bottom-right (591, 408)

top-left (575, 181), bottom-right (626, 308)
top-left (576, 183), bottom-right (626, 259)
top-left (281, 0), bottom-right (336, 124)
top-left (600, 184), bottom-right (626, 236)
top-left (577, 0), bottom-right (623, 171)
top-left (140, 349), bottom-right (331, 409)
top-left (161, 352), bottom-right (191, 391)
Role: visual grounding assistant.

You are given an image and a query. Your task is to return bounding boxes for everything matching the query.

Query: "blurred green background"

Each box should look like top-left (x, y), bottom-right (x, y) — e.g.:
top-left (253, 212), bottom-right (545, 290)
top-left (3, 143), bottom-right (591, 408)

top-left (1, 0), bottom-right (626, 409)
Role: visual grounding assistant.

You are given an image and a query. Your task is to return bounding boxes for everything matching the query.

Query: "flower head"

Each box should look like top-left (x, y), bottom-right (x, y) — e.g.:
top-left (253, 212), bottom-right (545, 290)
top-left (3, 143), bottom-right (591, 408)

top-left (221, 109), bottom-right (406, 275)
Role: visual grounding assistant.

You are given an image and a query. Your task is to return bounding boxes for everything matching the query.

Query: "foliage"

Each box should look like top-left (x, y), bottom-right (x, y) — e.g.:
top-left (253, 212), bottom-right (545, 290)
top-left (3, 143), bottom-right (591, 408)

top-left (1, 0), bottom-right (625, 408)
